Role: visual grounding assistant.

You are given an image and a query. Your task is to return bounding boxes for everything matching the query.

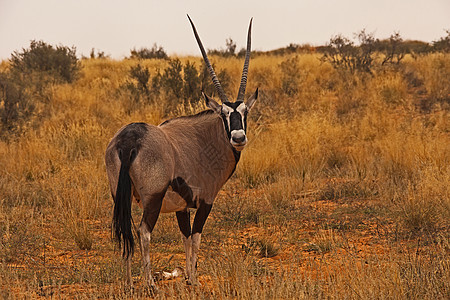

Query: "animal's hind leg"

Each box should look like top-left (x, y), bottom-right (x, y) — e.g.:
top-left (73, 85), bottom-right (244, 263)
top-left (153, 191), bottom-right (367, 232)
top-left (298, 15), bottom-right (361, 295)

top-left (139, 191), bottom-right (166, 290)
top-left (126, 256), bottom-right (132, 286)
top-left (139, 222), bottom-right (155, 289)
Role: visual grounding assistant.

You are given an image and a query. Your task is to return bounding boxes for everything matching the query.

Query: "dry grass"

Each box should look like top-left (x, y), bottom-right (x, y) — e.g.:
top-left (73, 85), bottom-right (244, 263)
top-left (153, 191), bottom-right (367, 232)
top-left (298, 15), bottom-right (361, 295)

top-left (0, 53), bottom-right (449, 298)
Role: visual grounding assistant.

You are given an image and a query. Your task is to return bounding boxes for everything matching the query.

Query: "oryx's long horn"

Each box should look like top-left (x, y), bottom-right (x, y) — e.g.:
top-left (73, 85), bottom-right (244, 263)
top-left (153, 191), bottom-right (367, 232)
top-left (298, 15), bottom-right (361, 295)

top-left (237, 18), bottom-right (253, 101)
top-left (187, 14), bottom-right (228, 103)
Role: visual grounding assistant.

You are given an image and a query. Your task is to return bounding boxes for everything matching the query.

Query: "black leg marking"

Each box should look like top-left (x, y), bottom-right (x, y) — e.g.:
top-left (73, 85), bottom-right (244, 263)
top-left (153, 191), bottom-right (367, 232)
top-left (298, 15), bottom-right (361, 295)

top-left (170, 177), bottom-right (195, 208)
top-left (176, 210), bottom-right (191, 238)
top-left (192, 201), bottom-right (212, 234)
top-left (141, 190), bottom-right (166, 233)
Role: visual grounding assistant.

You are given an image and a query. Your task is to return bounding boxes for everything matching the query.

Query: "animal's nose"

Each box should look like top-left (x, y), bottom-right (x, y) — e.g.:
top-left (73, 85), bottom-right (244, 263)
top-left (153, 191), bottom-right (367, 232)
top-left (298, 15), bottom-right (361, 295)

top-left (232, 134), bottom-right (246, 144)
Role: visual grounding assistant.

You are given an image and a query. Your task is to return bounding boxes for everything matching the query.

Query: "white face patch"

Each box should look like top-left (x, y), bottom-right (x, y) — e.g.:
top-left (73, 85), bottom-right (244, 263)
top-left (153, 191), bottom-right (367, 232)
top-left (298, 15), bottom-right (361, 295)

top-left (221, 105), bottom-right (233, 129)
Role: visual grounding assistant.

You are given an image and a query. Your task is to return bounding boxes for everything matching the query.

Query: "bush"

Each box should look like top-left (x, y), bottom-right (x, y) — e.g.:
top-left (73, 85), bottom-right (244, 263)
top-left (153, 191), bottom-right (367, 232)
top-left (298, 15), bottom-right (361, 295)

top-left (124, 64), bottom-right (151, 102)
top-left (0, 40), bottom-right (80, 137)
top-left (149, 59), bottom-right (201, 111)
top-left (279, 56), bottom-right (301, 96)
top-left (130, 44), bottom-right (168, 60)
top-left (183, 60), bottom-right (201, 102)
top-left (320, 30), bottom-right (376, 73)
top-left (89, 48), bottom-right (109, 59)
top-left (146, 59), bottom-right (231, 112)
top-left (10, 40), bottom-right (79, 84)
top-left (0, 72), bottom-right (33, 136)
top-left (208, 38), bottom-right (237, 57)
top-left (432, 30), bottom-right (450, 53)
top-left (161, 58), bottom-right (184, 102)
top-left (380, 32), bottom-right (407, 65)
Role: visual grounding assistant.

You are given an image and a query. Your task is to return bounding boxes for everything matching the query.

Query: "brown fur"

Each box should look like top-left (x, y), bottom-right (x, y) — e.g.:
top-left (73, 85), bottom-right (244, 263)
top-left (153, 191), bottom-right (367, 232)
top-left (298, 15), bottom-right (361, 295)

top-left (106, 109), bottom-right (237, 213)
top-left (105, 108), bottom-right (239, 287)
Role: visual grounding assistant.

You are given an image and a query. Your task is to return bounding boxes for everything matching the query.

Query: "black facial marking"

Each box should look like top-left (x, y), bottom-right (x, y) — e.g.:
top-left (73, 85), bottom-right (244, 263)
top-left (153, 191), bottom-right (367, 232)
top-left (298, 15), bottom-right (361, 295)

top-left (221, 101), bottom-right (245, 133)
top-left (230, 111), bottom-right (243, 131)
top-left (221, 113), bottom-right (231, 140)
top-left (243, 110), bottom-right (248, 133)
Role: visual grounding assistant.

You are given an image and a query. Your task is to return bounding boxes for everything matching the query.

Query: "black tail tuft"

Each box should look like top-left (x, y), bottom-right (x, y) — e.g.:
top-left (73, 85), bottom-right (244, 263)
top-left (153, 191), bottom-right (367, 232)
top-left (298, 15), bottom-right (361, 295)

top-left (112, 149), bottom-right (135, 259)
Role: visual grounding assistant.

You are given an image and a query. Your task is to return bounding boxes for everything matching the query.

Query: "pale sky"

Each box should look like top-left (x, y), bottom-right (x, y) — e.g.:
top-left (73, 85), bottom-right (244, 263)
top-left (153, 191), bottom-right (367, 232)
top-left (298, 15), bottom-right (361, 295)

top-left (0, 0), bottom-right (449, 60)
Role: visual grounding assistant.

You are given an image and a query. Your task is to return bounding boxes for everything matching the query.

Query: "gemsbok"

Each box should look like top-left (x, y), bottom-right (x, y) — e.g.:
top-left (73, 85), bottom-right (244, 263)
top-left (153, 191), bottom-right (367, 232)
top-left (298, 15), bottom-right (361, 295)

top-left (105, 15), bottom-right (258, 288)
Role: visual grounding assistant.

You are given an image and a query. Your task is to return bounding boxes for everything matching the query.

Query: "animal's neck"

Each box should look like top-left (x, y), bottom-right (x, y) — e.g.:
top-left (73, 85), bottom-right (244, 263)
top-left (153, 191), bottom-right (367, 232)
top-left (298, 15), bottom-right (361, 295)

top-left (161, 111), bottom-right (239, 182)
top-left (196, 113), bottom-right (241, 163)
top-left (197, 115), bottom-right (241, 186)
top-left (195, 113), bottom-right (239, 167)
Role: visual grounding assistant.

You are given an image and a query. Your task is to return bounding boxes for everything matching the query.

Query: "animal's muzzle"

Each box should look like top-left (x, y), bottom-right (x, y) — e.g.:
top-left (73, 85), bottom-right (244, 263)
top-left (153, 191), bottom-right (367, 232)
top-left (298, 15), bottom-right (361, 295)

top-left (230, 130), bottom-right (247, 150)
top-left (232, 134), bottom-right (246, 144)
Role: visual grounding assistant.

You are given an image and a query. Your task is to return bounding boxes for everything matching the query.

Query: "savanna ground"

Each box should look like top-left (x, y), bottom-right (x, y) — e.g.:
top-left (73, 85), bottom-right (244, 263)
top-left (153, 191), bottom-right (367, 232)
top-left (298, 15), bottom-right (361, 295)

top-left (0, 47), bottom-right (449, 298)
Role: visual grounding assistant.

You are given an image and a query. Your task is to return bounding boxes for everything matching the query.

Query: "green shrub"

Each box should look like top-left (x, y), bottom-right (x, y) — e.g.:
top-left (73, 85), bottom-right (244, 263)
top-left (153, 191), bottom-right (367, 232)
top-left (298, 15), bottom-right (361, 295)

top-left (183, 60), bottom-right (201, 102)
top-left (130, 43), bottom-right (168, 60)
top-left (89, 48), bottom-right (109, 59)
top-left (162, 58), bottom-right (183, 99)
top-left (145, 59), bottom-right (231, 112)
top-left (124, 64), bottom-right (151, 102)
top-left (432, 30), bottom-right (450, 53)
top-left (208, 38), bottom-right (238, 57)
top-left (10, 40), bottom-right (79, 84)
top-left (0, 72), bottom-right (33, 137)
top-left (280, 56), bottom-right (300, 96)
top-left (0, 40), bottom-right (80, 137)
top-left (380, 32), bottom-right (407, 65)
top-left (320, 30), bottom-right (376, 73)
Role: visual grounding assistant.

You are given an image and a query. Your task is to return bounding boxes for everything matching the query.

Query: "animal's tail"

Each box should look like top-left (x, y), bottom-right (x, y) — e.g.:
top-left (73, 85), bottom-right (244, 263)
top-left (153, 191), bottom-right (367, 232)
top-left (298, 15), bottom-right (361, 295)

top-left (112, 147), bottom-right (137, 259)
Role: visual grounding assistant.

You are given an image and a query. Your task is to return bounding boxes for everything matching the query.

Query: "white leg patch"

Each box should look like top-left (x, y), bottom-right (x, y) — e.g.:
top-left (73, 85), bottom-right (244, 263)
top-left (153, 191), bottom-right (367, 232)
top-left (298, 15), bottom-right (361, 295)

top-left (139, 224), bottom-right (156, 287)
top-left (190, 233), bottom-right (202, 284)
top-left (181, 234), bottom-right (193, 280)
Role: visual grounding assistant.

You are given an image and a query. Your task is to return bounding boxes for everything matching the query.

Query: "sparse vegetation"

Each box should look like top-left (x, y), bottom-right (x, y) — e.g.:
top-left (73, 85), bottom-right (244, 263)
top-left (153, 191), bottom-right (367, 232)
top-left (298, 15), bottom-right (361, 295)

top-left (432, 29), bottom-right (450, 53)
top-left (0, 40), bottom-right (79, 137)
top-left (130, 44), bottom-right (168, 60)
top-left (0, 33), bottom-right (449, 298)
top-left (10, 40), bottom-right (79, 84)
top-left (320, 30), bottom-right (376, 73)
top-left (124, 63), bottom-right (152, 103)
top-left (89, 48), bottom-right (109, 59)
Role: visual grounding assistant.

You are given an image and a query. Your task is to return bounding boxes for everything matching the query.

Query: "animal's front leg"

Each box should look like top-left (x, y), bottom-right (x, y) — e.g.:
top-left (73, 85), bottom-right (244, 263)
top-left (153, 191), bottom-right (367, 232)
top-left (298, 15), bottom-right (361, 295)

top-left (190, 201), bottom-right (212, 285)
top-left (189, 232), bottom-right (201, 284)
top-left (176, 210), bottom-right (192, 281)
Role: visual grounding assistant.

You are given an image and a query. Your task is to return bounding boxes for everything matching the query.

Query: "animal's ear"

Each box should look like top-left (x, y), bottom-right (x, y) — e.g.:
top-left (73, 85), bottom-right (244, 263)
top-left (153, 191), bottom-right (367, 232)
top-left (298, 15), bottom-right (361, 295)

top-left (202, 92), bottom-right (222, 114)
top-left (245, 88), bottom-right (258, 111)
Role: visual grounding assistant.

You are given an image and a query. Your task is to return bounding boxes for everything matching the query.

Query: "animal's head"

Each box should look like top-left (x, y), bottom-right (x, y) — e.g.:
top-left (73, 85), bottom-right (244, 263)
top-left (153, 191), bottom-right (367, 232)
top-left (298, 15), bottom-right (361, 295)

top-left (188, 15), bottom-right (258, 151)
